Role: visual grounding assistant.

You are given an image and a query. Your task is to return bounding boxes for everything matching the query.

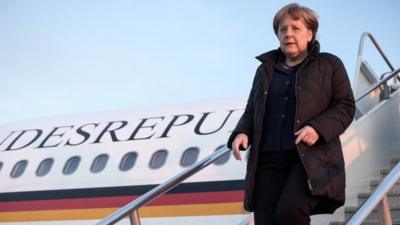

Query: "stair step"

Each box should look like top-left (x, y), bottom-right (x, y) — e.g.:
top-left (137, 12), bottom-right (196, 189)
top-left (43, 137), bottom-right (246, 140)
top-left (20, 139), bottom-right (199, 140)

top-left (381, 168), bottom-right (392, 176)
top-left (345, 206), bottom-right (400, 221)
top-left (358, 192), bottom-right (400, 207)
top-left (370, 179), bottom-right (400, 193)
top-left (330, 220), bottom-right (400, 225)
top-left (391, 158), bottom-right (400, 164)
top-left (381, 160), bottom-right (400, 175)
top-left (370, 179), bottom-right (400, 187)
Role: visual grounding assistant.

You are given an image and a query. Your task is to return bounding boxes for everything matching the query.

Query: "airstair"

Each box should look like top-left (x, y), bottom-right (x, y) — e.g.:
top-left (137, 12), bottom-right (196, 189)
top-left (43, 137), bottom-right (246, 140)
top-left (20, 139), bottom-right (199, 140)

top-left (95, 32), bottom-right (400, 225)
top-left (324, 33), bottom-right (400, 225)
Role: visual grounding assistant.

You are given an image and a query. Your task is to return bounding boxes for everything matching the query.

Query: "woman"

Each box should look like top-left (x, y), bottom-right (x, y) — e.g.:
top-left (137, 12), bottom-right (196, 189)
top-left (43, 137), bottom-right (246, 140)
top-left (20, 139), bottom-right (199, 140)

top-left (227, 3), bottom-right (355, 225)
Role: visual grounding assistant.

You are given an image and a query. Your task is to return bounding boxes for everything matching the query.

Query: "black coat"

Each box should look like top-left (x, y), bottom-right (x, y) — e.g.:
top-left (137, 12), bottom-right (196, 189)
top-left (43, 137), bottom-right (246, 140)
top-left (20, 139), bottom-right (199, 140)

top-left (227, 43), bottom-right (355, 214)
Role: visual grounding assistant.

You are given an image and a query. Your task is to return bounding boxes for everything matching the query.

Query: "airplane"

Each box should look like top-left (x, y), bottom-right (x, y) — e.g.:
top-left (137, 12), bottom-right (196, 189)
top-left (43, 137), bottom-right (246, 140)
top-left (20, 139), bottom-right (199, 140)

top-left (0, 97), bottom-right (250, 225)
top-left (0, 32), bottom-right (399, 225)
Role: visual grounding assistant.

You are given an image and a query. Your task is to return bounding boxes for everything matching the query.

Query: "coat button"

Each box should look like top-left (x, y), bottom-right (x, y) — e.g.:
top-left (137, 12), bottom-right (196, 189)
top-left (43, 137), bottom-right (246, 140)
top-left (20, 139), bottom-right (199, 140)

top-left (298, 86), bottom-right (302, 90)
top-left (264, 91), bottom-right (268, 95)
top-left (296, 120), bottom-right (301, 124)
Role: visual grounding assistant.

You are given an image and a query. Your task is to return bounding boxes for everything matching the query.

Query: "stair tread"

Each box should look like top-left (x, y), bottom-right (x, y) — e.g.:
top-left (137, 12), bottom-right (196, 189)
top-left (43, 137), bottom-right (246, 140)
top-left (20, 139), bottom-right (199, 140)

top-left (381, 168), bottom-right (392, 174)
top-left (358, 191), bottom-right (400, 197)
top-left (391, 158), bottom-right (400, 164)
top-left (345, 206), bottom-right (400, 211)
top-left (381, 166), bottom-right (400, 174)
top-left (370, 179), bottom-right (400, 185)
top-left (331, 220), bottom-right (400, 225)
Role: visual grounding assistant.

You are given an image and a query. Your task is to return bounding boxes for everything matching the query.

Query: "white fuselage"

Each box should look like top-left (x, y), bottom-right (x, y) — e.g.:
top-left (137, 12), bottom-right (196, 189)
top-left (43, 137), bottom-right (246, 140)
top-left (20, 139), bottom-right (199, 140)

top-left (0, 98), bottom-right (249, 225)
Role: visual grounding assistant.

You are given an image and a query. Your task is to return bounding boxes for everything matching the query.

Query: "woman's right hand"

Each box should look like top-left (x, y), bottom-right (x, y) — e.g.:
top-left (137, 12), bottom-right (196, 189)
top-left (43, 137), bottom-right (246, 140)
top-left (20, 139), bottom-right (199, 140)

top-left (232, 133), bottom-right (249, 161)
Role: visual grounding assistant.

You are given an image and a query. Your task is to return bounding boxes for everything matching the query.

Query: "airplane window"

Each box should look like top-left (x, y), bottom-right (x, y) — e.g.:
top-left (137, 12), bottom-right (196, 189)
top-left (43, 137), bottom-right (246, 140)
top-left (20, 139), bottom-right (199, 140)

top-left (36, 158), bottom-right (54, 177)
top-left (180, 147), bottom-right (199, 167)
top-left (63, 156), bottom-right (81, 175)
top-left (10, 160), bottom-right (28, 178)
top-left (214, 145), bottom-right (231, 165)
top-left (119, 152), bottom-right (138, 171)
top-left (149, 149), bottom-right (168, 169)
top-left (91, 154), bottom-right (109, 173)
top-left (0, 162), bottom-right (3, 172)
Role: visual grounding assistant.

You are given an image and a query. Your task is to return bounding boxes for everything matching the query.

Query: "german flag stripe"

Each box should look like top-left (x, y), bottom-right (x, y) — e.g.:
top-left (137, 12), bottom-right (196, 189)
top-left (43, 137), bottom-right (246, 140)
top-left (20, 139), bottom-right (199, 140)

top-left (0, 180), bottom-right (246, 222)
top-left (0, 180), bottom-right (244, 201)
top-left (0, 203), bottom-right (245, 222)
top-left (0, 191), bottom-right (243, 212)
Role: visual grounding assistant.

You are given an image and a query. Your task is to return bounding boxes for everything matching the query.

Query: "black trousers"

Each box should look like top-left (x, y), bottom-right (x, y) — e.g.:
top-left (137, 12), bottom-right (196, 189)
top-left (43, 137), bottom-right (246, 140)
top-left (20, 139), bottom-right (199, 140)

top-left (253, 150), bottom-right (319, 225)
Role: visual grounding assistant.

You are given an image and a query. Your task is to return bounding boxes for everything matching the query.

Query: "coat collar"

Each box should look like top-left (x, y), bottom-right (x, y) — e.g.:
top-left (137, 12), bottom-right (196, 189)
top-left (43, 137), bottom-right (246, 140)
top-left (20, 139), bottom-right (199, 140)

top-left (255, 41), bottom-right (320, 64)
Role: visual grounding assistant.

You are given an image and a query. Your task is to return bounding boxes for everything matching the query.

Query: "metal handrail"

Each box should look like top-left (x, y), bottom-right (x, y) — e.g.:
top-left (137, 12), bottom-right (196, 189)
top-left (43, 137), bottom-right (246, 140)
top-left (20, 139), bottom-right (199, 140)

top-left (346, 162), bottom-right (400, 225)
top-left (355, 67), bottom-right (400, 102)
top-left (95, 145), bottom-right (232, 225)
top-left (353, 32), bottom-right (399, 96)
top-left (356, 32), bottom-right (396, 72)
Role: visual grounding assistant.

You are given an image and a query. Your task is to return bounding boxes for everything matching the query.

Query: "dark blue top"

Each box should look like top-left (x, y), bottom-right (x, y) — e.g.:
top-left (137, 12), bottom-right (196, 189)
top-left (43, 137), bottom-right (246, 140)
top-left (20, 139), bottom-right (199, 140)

top-left (260, 62), bottom-right (298, 151)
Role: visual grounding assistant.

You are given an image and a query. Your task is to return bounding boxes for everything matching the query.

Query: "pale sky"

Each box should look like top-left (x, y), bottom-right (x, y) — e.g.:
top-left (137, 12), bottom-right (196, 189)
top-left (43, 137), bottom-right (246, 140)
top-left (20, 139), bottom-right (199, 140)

top-left (1, 0), bottom-right (399, 125)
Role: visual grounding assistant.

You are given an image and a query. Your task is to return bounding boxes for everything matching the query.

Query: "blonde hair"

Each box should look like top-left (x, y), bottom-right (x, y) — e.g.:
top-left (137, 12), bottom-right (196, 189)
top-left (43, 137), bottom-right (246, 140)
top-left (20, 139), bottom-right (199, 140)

top-left (273, 3), bottom-right (319, 44)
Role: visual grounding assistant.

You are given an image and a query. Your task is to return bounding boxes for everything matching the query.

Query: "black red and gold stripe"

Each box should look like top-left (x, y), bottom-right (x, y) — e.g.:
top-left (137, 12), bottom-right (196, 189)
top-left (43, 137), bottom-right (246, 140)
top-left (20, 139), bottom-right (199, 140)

top-left (0, 180), bottom-right (245, 222)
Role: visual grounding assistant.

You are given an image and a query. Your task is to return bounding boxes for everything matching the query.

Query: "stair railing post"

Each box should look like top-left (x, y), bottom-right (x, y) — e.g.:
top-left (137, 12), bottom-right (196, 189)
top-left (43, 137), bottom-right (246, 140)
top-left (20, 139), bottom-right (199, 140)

top-left (377, 194), bottom-right (392, 225)
top-left (128, 209), bottom-right (141, 225)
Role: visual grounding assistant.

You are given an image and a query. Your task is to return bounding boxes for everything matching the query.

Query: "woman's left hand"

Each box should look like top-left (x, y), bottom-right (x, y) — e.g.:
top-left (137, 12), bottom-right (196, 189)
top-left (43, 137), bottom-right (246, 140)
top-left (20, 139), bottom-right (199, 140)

top-left (295, 125), bottom-right (319, 146)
